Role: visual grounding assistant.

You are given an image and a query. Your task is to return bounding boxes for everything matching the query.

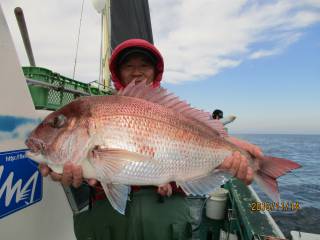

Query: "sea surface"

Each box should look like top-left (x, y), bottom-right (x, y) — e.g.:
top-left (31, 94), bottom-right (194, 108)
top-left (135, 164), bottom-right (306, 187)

top-left (235, 134), bottom-right (320, 237)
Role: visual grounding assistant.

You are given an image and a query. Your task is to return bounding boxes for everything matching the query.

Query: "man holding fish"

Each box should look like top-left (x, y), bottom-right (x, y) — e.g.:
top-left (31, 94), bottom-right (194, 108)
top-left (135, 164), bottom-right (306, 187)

top-left (30, 39), bottom-right (297, 240)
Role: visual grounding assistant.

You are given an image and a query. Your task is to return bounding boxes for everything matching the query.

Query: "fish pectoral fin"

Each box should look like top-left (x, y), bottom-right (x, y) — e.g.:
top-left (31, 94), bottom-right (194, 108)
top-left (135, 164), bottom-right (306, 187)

top-left (100, 182), bottom-right (130, 215)
top-left (91, 146), bottom-right (151, 163)
top-left (177, 170), bottom-right (230, 196)
top-left (91, 146), bottom-right (152, 179)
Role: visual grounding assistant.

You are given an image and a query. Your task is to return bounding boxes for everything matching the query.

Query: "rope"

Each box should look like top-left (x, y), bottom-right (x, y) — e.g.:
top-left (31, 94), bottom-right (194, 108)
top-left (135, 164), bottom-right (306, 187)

top-left (72, 0), bottom-right (85, 80)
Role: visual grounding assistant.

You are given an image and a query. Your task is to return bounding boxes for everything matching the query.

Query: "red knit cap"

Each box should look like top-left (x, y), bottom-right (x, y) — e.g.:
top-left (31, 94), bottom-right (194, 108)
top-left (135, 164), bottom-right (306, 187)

top-left (109, 39), bottom-right (164, 90)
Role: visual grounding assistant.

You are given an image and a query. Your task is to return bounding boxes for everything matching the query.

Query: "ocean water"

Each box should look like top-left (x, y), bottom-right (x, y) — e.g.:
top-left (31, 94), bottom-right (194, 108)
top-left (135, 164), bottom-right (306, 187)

top-left (235, 134), bottom-right (320, 237)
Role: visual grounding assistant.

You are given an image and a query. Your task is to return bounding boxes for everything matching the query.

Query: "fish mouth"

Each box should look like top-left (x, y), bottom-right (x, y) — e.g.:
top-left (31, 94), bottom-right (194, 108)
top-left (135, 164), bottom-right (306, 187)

top-left (25, 138), bottom-right (47, 163)
top-left (26, 150), bottom-right (45, 163)
top-left (26, 150), bottom-right (41, 158)
top-left (25, 137), bottom-right (47, 155)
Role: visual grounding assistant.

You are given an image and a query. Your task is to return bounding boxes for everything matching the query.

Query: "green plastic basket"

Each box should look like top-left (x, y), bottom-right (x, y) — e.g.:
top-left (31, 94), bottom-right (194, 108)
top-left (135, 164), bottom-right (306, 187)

top-left (23, 66), bottom-right (111, 111)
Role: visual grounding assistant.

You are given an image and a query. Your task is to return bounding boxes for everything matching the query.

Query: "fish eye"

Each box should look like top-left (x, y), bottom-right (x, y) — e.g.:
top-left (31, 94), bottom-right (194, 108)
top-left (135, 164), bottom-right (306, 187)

top-left (50, 114), bottom-right (67, 128)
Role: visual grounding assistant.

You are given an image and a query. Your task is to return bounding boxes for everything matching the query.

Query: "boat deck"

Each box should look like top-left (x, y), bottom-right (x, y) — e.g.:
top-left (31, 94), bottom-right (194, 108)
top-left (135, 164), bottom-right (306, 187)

top-left (200, 178), bottom-right (285, 240)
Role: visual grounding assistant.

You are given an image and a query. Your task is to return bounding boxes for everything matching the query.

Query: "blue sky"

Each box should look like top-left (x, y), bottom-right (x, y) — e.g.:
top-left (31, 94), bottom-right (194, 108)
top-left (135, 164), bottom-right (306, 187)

top-left (164, 24), bottom-right (320, 134)
top-left (2, 1), bottom-right (320, 134)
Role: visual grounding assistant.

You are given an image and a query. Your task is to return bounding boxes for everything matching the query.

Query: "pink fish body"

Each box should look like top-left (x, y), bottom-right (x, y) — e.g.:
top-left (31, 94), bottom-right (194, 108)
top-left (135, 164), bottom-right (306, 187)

top-left (26, 81), bottom-right (301, 214)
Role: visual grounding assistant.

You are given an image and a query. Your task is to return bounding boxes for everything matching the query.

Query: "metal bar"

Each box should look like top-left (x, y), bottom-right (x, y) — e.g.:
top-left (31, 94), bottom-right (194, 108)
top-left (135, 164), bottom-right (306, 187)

top-left (26, 78), bottom-right (91, 96)
top-left (248, 186), bottom-right (285, 238)
top-left (14, 7), bottom-right (36, 66)
top-left (225, 179), bottom-right (285, 239)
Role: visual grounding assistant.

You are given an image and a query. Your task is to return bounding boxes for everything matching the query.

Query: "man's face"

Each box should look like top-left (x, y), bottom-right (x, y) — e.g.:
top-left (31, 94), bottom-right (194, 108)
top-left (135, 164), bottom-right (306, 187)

top-left (119, 54), bottom-right (156, 86)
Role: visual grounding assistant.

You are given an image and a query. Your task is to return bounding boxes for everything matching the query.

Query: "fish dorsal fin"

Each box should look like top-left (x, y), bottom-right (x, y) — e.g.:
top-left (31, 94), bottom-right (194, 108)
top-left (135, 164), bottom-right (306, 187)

top-left (118, 80), bottom-right (227, 136)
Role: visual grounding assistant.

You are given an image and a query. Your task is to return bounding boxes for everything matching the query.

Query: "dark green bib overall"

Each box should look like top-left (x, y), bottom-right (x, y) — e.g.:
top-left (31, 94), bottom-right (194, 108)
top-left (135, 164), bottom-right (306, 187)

top-left (74, 188), bottom-right (193, 240)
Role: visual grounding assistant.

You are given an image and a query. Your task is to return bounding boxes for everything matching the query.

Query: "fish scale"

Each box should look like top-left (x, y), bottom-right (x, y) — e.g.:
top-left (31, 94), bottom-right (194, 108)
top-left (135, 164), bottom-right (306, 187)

top-left (91, 114), bottom-right (229, 185)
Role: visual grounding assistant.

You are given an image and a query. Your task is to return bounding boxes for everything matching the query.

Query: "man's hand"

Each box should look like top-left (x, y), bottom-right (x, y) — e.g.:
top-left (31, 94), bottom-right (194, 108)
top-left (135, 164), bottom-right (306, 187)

top-left (218, 136), bottom-right (263, 185)
top-left (218, 151), bottom-right (254, 185)
top-left (38, 163), bottom-right (97, 188)
top-left (157, 183), bottom-right (173, 197)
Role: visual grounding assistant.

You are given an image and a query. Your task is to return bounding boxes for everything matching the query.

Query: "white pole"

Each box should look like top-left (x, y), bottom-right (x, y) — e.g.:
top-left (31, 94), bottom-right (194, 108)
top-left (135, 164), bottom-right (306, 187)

top-left (91, 0), bottom-right (111, 88)
top-left (102, 0), bottom-right (111, 89)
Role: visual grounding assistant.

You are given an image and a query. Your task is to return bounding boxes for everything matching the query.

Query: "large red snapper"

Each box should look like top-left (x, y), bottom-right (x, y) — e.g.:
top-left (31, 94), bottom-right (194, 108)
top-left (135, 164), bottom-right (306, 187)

top-left (25, 81), bottom-right (301, 214)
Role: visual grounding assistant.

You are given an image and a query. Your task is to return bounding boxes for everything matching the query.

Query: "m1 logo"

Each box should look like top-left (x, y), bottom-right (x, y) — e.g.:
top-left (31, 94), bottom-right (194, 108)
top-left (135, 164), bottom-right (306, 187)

top-left (0, 149), bottom-right (42, 219)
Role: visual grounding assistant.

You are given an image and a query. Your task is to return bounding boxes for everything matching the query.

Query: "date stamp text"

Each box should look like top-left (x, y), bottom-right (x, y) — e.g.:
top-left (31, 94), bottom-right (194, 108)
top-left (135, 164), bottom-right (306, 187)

top-left (250, 201), bottom-right (301, 212)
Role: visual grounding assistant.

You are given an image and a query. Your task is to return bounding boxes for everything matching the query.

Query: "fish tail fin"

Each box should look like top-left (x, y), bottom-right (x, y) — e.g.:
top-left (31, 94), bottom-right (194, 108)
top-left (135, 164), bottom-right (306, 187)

top-left (254, 156), bottom-right (301, 201)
